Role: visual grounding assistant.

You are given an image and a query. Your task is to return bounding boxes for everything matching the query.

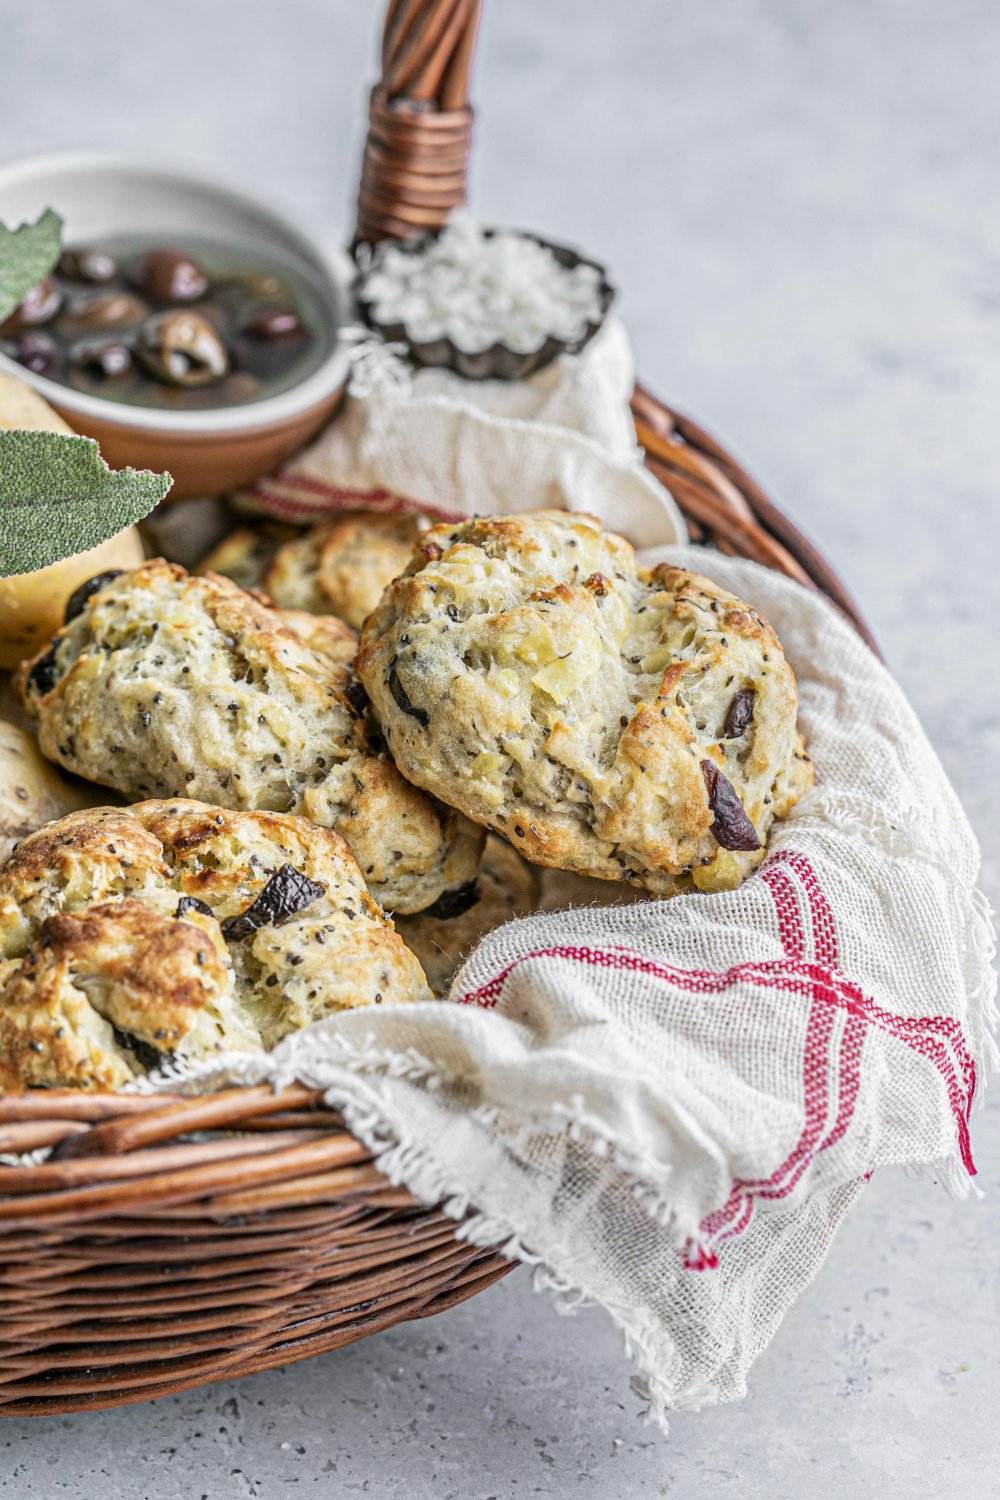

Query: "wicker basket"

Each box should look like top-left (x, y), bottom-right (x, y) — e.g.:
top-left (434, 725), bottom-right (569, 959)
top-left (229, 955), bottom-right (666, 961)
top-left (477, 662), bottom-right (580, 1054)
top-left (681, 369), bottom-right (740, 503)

top-left (0, 0), bottom-right (875, 1418)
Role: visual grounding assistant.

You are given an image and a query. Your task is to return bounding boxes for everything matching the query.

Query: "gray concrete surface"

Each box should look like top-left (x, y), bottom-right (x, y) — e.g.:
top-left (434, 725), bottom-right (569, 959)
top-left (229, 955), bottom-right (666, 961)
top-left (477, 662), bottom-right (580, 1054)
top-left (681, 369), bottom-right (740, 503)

top-left (1, 1), bottom-right (998, 1495)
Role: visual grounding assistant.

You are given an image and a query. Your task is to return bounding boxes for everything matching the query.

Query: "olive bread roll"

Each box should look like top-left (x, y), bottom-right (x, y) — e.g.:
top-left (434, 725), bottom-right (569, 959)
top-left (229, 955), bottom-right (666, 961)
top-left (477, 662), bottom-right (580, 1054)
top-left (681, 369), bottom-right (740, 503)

top-left (0, 800), bottom-right (431, 1090)
top-left (195, 522), bottom-right (293, 592)
top-left (18, 562), bottom-right (483, 914)
top-left (263, 511), bottom-right (428, 629)
top-left (357, 511), bottom-right (813, 895)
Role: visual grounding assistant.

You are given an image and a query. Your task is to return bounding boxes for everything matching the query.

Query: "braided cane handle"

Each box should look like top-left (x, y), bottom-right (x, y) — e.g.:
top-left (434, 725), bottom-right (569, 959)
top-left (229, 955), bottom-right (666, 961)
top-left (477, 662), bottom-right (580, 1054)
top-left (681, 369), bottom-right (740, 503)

top-left (354, 0), bottom-right (484, 246)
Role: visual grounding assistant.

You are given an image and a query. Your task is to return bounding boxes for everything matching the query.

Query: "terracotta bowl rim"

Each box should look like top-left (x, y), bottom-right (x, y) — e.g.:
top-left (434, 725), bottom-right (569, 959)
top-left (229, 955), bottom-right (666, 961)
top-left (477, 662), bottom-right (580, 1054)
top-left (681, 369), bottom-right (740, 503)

top-left (0, 149), bottom-right (353, 436)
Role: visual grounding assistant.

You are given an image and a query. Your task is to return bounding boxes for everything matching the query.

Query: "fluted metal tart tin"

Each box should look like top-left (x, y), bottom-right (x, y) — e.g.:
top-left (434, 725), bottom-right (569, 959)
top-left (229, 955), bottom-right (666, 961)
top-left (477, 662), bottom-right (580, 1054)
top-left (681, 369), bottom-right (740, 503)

top-left (354, 227), bottom-right (616, 381)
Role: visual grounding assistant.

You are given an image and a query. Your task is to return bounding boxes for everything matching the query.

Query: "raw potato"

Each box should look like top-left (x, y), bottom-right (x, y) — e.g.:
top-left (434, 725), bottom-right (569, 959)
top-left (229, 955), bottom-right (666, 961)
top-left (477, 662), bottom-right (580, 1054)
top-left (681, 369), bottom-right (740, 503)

top-left (0, 372), bottom-right (145, 668)
top-left (0, 373), bottom-right (73, 434)
top-left (0, 719), bottom-right (101, 861)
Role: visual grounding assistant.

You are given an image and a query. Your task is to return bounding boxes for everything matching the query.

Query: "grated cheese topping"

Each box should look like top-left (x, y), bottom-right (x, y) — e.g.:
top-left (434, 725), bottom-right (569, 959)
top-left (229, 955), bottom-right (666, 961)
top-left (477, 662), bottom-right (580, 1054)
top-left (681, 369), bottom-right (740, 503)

top-left (361, 213), bottom-right (605, 356)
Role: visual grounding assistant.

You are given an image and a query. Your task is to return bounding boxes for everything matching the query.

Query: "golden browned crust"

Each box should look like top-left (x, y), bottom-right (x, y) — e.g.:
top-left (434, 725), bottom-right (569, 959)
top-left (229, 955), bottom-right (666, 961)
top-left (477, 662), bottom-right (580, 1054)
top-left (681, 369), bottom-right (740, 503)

top-left (194, 522), bottom-right (297, 592)
top-left (357, 511), bottom-right (814, 896)
top-left (278, 608), bottom-right (359, 669)
top-left (17, 560), bottom-right (483, 914)
top-left (0, 799), bottom-right (431, 1090)
top-left (0, 899), bottom-right (235, 1091)
top-left (0, 806), bottom-right (169, 955)
top-left (263, 511), bottom-right (428, 629)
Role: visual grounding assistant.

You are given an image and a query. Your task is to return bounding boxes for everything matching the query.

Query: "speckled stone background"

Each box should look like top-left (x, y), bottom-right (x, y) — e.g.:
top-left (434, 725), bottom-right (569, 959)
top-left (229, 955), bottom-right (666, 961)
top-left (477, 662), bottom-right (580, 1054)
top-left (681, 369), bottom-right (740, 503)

top-left (1, 2), bottom-right (998, 1495)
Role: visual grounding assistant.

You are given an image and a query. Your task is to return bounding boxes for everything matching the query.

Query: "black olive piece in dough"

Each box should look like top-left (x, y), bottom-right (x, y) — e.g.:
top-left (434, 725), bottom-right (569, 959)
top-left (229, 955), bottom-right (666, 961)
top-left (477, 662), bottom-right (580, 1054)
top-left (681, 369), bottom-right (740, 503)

top-left (722, 688), bottom-right (755, 740)
top-left (387, 660), bottom-right (429, 727)
top-left (64, 571), bottom-right (125, 624)
top-left (176, 894), bottom-right (214, 919)
top-left (420, 880), bottom-right (481, 921)
top-left (26, 642), bottom-right (63, 697)
top-left (701, 760), bottom-right (761, 851)
top-left (221, 864), bottom-right (327, 941)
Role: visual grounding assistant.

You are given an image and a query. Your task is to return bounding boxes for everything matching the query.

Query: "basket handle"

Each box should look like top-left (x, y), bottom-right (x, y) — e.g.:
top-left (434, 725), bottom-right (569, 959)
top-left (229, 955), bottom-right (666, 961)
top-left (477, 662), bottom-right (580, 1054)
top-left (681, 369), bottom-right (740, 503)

top-left (354, 0), bottom-right (484, 247)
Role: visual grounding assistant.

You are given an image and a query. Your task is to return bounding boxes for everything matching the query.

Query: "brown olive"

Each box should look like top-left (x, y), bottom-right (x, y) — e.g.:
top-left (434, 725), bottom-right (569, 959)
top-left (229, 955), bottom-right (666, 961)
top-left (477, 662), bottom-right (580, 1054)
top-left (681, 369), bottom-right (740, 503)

top-left (136, 310), bottom-right (230, 387)
top-left (0, 276), bottom-right (62, 334)
top-left (701, 760), bottom-right (761, 851)
top-left (57, 291), bottom-right (148, 337)
top-left (133, 248), bottom-right (209, 304)
top-left (5, 235), bottom-right (315, 413)
top-left (70, 338), bottom-right (134, 380)
top-left (722, 688), bottom-right (755, 739)
top-left (244, 306), bottom-right (304, 339)
top-left (5, 332), bottom-right (59, 377)
top-left (57, 246), bottom-right (118, 284)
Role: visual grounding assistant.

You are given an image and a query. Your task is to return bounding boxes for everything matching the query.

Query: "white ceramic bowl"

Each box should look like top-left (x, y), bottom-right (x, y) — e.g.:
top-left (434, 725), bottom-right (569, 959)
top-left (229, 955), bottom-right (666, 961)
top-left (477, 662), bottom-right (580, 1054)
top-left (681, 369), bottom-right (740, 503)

top-left (0, 152), bottom-right (353, 497)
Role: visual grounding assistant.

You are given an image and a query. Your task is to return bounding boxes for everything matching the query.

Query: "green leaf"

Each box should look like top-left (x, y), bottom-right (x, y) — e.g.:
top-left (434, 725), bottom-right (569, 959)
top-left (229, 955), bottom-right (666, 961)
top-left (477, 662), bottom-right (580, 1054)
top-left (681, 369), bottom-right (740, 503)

top-left (0, 209), bottom-right (63, 327)
top-left (0, 430), bottom-right (171, 577)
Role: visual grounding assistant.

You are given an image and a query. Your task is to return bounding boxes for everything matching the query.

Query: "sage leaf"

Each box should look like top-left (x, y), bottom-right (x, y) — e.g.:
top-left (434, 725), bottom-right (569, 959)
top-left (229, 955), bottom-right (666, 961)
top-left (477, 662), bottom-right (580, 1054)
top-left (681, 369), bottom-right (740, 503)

top-left (0, 209), bottom-right (63, 327)
top-left (0, 430), bottom-right (170, 577)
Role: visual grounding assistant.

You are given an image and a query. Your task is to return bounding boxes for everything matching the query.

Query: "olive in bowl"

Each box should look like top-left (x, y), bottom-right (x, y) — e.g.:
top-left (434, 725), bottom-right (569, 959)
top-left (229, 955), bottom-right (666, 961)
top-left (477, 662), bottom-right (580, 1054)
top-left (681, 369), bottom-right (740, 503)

top-left (0, 154), bottom-right (351, 498)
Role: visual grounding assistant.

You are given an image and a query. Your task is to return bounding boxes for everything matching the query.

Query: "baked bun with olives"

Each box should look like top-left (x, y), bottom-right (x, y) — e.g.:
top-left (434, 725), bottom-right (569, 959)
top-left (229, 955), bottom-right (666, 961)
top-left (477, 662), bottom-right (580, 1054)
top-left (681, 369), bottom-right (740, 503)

top-left (262, 511), bottom-right (428, 629)
top-left (17, 561), bottom-right (483, 914)
top-left (357, 511), bottom-right (813, 895)
top-left (195, 522), bottom-right (294, 592)
top-left (397, 836), bottom-right (540, 996)
top-left (0, 800), bottom-right (431, 1090)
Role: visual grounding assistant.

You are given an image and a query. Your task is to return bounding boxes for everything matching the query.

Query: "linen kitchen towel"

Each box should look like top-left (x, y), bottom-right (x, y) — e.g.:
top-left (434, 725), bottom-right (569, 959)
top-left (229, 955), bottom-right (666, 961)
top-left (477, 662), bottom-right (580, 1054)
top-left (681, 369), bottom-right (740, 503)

top-left (239, 316), bottom-right (687, 550)
top-left (152, 537), bottom-right (996, 1425)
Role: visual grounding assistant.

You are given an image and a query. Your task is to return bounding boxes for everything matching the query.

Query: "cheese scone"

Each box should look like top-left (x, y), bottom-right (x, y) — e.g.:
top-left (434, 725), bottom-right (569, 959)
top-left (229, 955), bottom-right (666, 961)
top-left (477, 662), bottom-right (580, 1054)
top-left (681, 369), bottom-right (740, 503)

top-left (195, 522), bottom-right (294, 592)
top-left (0, 800), bottom-right (431, 1089)
top-left (18, 562), bottom-right (484, 914)
top-left (357, 511), bottom-right (813, 895)
top-left (263, 511), bottom-right (429, 629)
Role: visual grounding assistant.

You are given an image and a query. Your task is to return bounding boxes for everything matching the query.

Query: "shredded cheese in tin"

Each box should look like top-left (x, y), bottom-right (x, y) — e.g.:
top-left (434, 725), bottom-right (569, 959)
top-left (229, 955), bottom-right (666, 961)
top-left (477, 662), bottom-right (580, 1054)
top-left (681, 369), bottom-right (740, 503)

top-left (362, 213), bottom-right (605, 356)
